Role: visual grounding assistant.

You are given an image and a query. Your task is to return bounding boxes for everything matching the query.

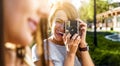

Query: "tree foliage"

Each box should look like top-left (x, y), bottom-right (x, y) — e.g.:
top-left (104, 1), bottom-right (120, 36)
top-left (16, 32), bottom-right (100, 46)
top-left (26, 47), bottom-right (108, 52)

top-left (78, 0), bottom-right (109, 22)
top-left (96, 0), bottom-right (109, 14)
top-left (78, 2), bottom-right (93, 22)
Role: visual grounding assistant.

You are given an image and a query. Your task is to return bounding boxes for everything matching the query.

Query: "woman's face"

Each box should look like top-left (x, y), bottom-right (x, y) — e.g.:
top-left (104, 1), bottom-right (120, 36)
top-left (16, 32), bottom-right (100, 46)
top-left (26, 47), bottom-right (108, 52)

top-left (52, 10), bottom-right (68, 42)
top-left (4, 0), bottom-right (49, 46)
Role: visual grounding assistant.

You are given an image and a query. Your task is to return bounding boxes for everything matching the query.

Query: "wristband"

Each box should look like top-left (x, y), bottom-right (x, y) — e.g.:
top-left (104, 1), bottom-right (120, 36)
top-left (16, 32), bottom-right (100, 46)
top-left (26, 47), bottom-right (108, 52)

top-left (79, 46), bottom-right (89, 51)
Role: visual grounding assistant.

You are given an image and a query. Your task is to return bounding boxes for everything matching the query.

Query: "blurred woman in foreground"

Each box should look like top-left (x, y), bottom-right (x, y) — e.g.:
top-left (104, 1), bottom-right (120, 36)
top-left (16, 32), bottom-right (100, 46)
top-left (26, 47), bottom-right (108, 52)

top-left (3, 0), bottom-right (49, 66)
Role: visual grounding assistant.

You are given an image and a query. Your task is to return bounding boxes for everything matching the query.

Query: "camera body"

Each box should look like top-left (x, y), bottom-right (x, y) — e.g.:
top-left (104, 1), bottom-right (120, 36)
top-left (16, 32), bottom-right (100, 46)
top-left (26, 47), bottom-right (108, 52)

top-left (64, 20), bottom-right (80, 36)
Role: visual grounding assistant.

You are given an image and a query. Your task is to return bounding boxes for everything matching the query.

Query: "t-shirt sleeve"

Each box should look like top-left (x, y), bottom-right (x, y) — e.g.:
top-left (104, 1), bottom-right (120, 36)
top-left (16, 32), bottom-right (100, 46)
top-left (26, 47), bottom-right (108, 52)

top-left (32, 44), bottom-right (40, 62)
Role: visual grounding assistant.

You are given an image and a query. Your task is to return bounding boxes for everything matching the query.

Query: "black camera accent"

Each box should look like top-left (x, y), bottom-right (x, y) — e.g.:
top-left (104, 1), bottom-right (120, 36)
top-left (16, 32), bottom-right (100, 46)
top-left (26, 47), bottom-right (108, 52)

top-left (64, 20), bottom-right (80, 38)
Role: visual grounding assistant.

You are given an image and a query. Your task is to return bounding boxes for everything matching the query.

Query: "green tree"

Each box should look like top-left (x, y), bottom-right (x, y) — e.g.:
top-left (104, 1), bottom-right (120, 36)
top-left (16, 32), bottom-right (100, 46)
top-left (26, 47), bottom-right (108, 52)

top-left (79, 0), bottom-right (109, 22)
top-left (78, 2), bottom-right (93, 22)
top-left (96, 0), bottom-right (109, 14)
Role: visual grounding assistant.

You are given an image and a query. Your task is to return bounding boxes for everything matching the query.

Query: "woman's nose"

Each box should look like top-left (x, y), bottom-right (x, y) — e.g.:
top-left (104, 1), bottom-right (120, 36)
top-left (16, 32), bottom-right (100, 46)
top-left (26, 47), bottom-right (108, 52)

top-left (60, 24), bottom-right (65, 30)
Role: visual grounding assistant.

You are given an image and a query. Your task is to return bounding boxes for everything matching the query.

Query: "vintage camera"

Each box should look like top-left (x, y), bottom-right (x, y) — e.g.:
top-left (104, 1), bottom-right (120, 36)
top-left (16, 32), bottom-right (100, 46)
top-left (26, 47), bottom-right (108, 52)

top-left (64, 20), bottom-right (80, 37)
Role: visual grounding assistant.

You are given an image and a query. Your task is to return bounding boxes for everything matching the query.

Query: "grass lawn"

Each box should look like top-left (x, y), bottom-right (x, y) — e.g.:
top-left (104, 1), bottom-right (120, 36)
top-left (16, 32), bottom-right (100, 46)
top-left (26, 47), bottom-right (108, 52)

top-left (87, 31), bottom-right (120, 66)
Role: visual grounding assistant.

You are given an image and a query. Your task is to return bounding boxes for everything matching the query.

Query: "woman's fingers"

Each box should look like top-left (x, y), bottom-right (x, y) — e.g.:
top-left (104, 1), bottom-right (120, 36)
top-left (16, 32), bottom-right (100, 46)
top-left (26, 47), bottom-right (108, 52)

top-left (63, 33), bottom-right (66, 42)
top-left (70, 36), bottom-right (81, 53)
top-left (80, 22), bottom-right (87, 32)
top-left (63, 33), bottom-right (71, 51)
top-left (76, 19), bottom-right (87, 47)
top-left (70, 34), bottom-right (78, 44)
top-left (63, 32), bottom-right (82, 54)
top-left (63, 33), bottom-right (71, 43)
top-left (65, 33), bottom-right (81, 54)
top-left (74, 36), bottom-right (81, 45)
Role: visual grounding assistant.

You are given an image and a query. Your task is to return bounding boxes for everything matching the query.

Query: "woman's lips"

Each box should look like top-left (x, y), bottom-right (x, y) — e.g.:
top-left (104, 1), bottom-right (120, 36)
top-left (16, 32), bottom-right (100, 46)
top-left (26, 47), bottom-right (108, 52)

top-left (59, 32), bottom-right (64, 36)
top-left (28, 18), bottom-right (38, 33)
top-left (57, 30), bottom-right (64, 36)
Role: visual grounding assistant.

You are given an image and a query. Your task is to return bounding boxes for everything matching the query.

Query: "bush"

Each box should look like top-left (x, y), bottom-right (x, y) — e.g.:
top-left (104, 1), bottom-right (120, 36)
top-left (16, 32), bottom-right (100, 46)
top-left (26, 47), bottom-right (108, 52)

top-left (87, 31), bottom-right (120, 66)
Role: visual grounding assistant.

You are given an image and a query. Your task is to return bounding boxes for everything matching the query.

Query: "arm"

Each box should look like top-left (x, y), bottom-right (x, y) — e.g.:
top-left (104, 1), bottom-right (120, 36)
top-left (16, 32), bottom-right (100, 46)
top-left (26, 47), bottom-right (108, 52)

top-left (64, 52), bottom-right (76, 66)
top-left (34, 60), bottom-right (42, 66)
top-left (63, 33), bottom-right (81, 66)
top-left (79, 43), bottom-right (94, 66)
top-left (79, 20), bottom-right (94, 66)
top-left (34, 60), bottom-right (54, 66)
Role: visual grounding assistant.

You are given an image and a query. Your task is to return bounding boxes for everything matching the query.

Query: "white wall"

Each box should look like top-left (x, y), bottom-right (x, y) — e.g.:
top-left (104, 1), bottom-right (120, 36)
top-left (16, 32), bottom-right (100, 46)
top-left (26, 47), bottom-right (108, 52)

top-left (108, 0), bottom-right (120, 4)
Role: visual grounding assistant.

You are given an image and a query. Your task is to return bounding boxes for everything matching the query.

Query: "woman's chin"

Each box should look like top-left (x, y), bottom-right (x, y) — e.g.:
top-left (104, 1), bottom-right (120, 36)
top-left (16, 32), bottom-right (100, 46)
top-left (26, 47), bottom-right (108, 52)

top-left (56, 38), bottom-right (63, 42)
top-left (20, 35), bottom-right (33, 46)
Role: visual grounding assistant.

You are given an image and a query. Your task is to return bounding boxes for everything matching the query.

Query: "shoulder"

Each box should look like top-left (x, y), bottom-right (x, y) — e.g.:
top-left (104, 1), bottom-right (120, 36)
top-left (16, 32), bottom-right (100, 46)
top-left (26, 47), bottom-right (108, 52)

top-left (32, 44), bottom-right (37, 51)
top-left (31, 44), bottom-right (39, 62)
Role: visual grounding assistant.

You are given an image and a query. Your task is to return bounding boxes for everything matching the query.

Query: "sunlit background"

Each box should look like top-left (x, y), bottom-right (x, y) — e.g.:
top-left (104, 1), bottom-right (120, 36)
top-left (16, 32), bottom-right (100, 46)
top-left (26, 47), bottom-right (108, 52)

top-left (49, 0), bottom-right (120, 66)
top-left (49, 0), bottom-right (90, 10)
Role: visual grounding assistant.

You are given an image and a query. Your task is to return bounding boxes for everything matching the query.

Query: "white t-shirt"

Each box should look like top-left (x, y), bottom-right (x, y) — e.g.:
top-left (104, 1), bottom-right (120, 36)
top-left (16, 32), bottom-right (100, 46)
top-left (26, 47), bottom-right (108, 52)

top-left (32, 39), bottom-right (81, 66)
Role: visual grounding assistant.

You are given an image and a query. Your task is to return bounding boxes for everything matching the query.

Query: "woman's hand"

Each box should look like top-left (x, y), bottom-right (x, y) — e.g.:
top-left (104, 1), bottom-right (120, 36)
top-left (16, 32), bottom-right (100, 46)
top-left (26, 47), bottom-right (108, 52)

top-left (77, 19), bottom-right (88, 48)
top-left (63, 19), bottom-right (94, 66)
top-left (63, 33), bottom-right (81, 55)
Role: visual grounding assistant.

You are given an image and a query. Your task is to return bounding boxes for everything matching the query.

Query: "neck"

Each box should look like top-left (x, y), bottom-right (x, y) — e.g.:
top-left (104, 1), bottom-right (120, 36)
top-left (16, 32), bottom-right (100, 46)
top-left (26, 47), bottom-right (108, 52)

top-left (49, 36), bottom-right (64, 46)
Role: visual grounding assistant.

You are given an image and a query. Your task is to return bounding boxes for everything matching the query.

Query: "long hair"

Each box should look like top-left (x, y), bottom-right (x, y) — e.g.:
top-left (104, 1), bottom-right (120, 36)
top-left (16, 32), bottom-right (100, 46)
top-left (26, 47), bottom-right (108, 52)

top-left (0, 0), bottom-right (5, 65)
top-left (35, 16), bottom-right (49, 66)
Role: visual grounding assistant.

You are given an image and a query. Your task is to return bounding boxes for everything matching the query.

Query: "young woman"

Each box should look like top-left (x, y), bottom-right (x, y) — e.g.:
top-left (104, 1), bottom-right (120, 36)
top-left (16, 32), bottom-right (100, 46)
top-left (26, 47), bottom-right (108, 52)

top-left (3, 0), bottom-right (49, 66)
top-left (32, 2), bottom-right (94, 66)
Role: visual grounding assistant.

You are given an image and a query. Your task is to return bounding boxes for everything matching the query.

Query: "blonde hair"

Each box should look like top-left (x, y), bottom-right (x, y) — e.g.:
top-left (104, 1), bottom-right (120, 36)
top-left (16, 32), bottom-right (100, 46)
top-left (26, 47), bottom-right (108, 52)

top-left (48, 2), bottom-right (78, 28)
top-left (35, 17), bottom-right (49, 66)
